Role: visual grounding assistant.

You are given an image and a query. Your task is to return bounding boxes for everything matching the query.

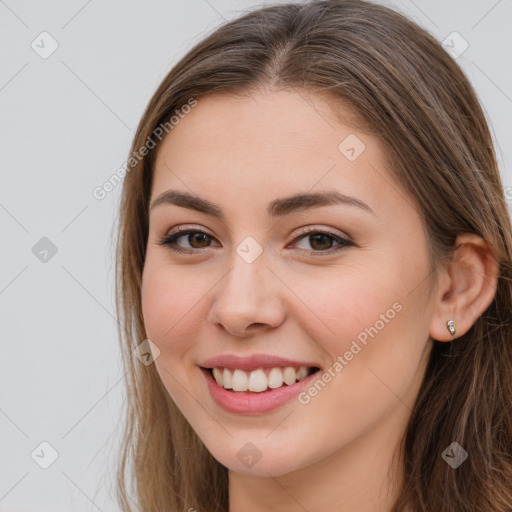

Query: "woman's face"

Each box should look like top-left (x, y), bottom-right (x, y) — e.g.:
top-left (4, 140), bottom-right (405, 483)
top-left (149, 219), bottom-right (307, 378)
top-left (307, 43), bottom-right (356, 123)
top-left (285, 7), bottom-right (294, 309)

top-left (141, 90), bottom-right (436, 477)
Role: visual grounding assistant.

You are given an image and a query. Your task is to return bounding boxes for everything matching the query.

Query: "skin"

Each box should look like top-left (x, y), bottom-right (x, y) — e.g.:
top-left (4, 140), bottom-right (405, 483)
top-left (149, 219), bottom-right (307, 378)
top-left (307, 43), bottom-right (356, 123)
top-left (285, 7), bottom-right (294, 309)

top-left (141, 89), bottom-right (498, 512)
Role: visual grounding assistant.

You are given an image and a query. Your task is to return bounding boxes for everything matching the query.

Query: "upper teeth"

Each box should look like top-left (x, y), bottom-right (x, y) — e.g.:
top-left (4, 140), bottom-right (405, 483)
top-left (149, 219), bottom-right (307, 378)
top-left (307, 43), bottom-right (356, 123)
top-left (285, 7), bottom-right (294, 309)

top-left (212, 366), bottom-right (310, 392)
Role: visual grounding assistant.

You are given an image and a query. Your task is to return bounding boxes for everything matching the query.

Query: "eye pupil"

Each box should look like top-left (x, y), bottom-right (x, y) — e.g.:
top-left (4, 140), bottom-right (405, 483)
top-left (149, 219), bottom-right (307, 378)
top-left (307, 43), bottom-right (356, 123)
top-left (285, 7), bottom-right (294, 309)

top-left (159, 228), bottom-right (350, 255)
top-left (189, 233), bottom-right (210, 248)
top-left (310, 234), bottom-right (332, 250)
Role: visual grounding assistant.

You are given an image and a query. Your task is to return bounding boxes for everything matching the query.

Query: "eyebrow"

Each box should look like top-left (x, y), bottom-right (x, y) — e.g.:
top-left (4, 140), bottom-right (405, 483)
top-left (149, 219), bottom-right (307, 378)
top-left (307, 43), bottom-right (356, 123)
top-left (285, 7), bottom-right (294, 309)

top-left (149, 189), bottom-right (375, 218)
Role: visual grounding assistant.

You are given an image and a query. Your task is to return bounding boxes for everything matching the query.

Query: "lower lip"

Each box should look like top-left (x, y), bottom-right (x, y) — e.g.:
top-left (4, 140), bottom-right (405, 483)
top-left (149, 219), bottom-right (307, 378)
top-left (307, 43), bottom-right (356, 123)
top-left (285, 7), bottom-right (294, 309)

top-left (200, 367), bottom-right (319, 414)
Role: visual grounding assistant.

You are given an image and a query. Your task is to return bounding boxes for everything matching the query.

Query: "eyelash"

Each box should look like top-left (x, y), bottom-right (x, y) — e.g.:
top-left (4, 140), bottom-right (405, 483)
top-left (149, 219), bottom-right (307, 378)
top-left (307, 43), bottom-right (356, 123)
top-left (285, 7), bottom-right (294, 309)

top-left (156, 226), bottom-right (354, 256)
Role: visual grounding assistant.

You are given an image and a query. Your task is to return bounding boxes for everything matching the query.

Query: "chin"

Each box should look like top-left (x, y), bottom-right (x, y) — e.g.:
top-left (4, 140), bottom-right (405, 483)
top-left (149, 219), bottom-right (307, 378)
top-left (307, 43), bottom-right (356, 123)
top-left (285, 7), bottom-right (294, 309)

top-left (206, 441), bottom-right (314, 477)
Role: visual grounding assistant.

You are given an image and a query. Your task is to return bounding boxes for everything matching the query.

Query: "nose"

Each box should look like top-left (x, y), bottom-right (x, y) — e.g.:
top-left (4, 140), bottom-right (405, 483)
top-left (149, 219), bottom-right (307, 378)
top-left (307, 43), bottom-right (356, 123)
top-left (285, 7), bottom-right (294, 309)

top-left (206, 249), bottom-right (287, 337)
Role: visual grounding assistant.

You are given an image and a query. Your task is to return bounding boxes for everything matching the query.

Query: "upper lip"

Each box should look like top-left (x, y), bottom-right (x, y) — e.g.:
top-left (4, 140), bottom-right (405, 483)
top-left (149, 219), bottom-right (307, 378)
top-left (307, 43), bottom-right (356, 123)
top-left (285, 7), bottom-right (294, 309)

top-left (199, 353), bottom-right (321, 371)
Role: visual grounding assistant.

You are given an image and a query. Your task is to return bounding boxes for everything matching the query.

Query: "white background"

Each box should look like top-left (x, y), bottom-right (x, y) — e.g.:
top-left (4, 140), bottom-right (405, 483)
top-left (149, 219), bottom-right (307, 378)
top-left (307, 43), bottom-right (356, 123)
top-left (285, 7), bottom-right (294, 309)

top-left (1, 0), bottom-right (511, 511)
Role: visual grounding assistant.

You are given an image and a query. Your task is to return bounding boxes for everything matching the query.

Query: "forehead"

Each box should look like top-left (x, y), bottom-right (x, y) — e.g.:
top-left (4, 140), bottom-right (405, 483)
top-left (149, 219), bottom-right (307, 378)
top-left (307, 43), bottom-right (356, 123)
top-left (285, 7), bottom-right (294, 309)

top-left (151, 90), bottom-right (407, 220)
top-left (156, 90), bottom-right (363, 162)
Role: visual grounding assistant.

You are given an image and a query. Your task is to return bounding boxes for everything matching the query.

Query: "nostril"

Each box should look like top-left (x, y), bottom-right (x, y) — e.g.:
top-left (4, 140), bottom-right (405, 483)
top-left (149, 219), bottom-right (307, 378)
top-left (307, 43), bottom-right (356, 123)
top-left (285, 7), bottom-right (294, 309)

top-left (248, 323), bottom-right (266, 329)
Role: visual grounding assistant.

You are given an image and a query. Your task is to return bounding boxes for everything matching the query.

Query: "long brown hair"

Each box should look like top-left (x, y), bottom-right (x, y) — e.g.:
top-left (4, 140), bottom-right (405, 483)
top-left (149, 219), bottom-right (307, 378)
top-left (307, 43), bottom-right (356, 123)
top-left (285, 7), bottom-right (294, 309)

top-left (114, 1), bottom-right (512, 510)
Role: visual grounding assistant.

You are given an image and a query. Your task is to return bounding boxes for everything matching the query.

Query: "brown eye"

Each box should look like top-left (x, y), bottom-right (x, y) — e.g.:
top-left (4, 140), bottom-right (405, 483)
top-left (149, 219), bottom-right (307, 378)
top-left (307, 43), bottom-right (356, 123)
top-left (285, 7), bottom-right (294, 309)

top-left (157, 227), bottom-right (354, 256)
top-left (157, 229), bottom-right (219, 254)
top-left (187, 232), bottom-right (211, 248)
top-left (308, 233), bottom-right (335, 251)
top-left (292, 229), bottom-right (353, 255)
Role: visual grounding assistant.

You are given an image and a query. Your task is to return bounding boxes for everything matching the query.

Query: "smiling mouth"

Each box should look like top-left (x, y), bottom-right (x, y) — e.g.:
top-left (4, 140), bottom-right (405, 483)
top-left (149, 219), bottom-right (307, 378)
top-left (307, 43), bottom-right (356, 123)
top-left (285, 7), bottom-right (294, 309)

top-left (204, 366), bottom-right (321, 393)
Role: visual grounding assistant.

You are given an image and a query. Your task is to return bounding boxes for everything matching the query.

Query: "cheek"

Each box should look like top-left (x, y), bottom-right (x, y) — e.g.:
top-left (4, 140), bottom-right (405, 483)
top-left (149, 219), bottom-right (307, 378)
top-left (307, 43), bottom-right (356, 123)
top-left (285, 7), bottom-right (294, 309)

top-left (141, 262), bottom-right (204, 409)
top-left (292, 256), bottom-right (430, 395)
top-left (141, 259), bottom-right (199, 354)
top-left (284, 265), bottom-right (402, 354)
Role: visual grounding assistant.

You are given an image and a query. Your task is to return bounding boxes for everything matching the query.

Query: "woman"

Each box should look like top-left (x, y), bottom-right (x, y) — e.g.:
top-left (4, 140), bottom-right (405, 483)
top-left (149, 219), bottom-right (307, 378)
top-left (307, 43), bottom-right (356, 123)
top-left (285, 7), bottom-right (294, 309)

top-left (114, 1), bottom-right (512, 510)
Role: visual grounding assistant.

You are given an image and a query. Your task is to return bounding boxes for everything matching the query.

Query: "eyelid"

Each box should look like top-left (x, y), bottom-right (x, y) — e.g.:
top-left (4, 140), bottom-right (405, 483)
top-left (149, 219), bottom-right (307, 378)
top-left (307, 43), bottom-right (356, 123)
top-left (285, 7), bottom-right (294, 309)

top-left (166, 224), bottom-right (215, 237)
top-left (156, 224), bottom-right (354, 255)
top-left (291, 224), bottom-right (352, 242)
top-left (163, 224), bottom-right (351, 243)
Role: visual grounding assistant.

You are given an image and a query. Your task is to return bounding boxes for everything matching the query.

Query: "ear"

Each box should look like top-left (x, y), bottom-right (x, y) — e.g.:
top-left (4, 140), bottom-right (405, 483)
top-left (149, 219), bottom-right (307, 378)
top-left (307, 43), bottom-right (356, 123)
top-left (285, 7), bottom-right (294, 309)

top-left (429, 233), bottom-right (499, 342)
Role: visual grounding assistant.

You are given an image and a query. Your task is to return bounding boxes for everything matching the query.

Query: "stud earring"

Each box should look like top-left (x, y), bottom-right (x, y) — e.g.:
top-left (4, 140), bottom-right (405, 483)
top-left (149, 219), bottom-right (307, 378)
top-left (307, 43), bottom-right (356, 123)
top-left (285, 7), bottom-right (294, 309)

top-left (446, 317), bottom-right (456, 338)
